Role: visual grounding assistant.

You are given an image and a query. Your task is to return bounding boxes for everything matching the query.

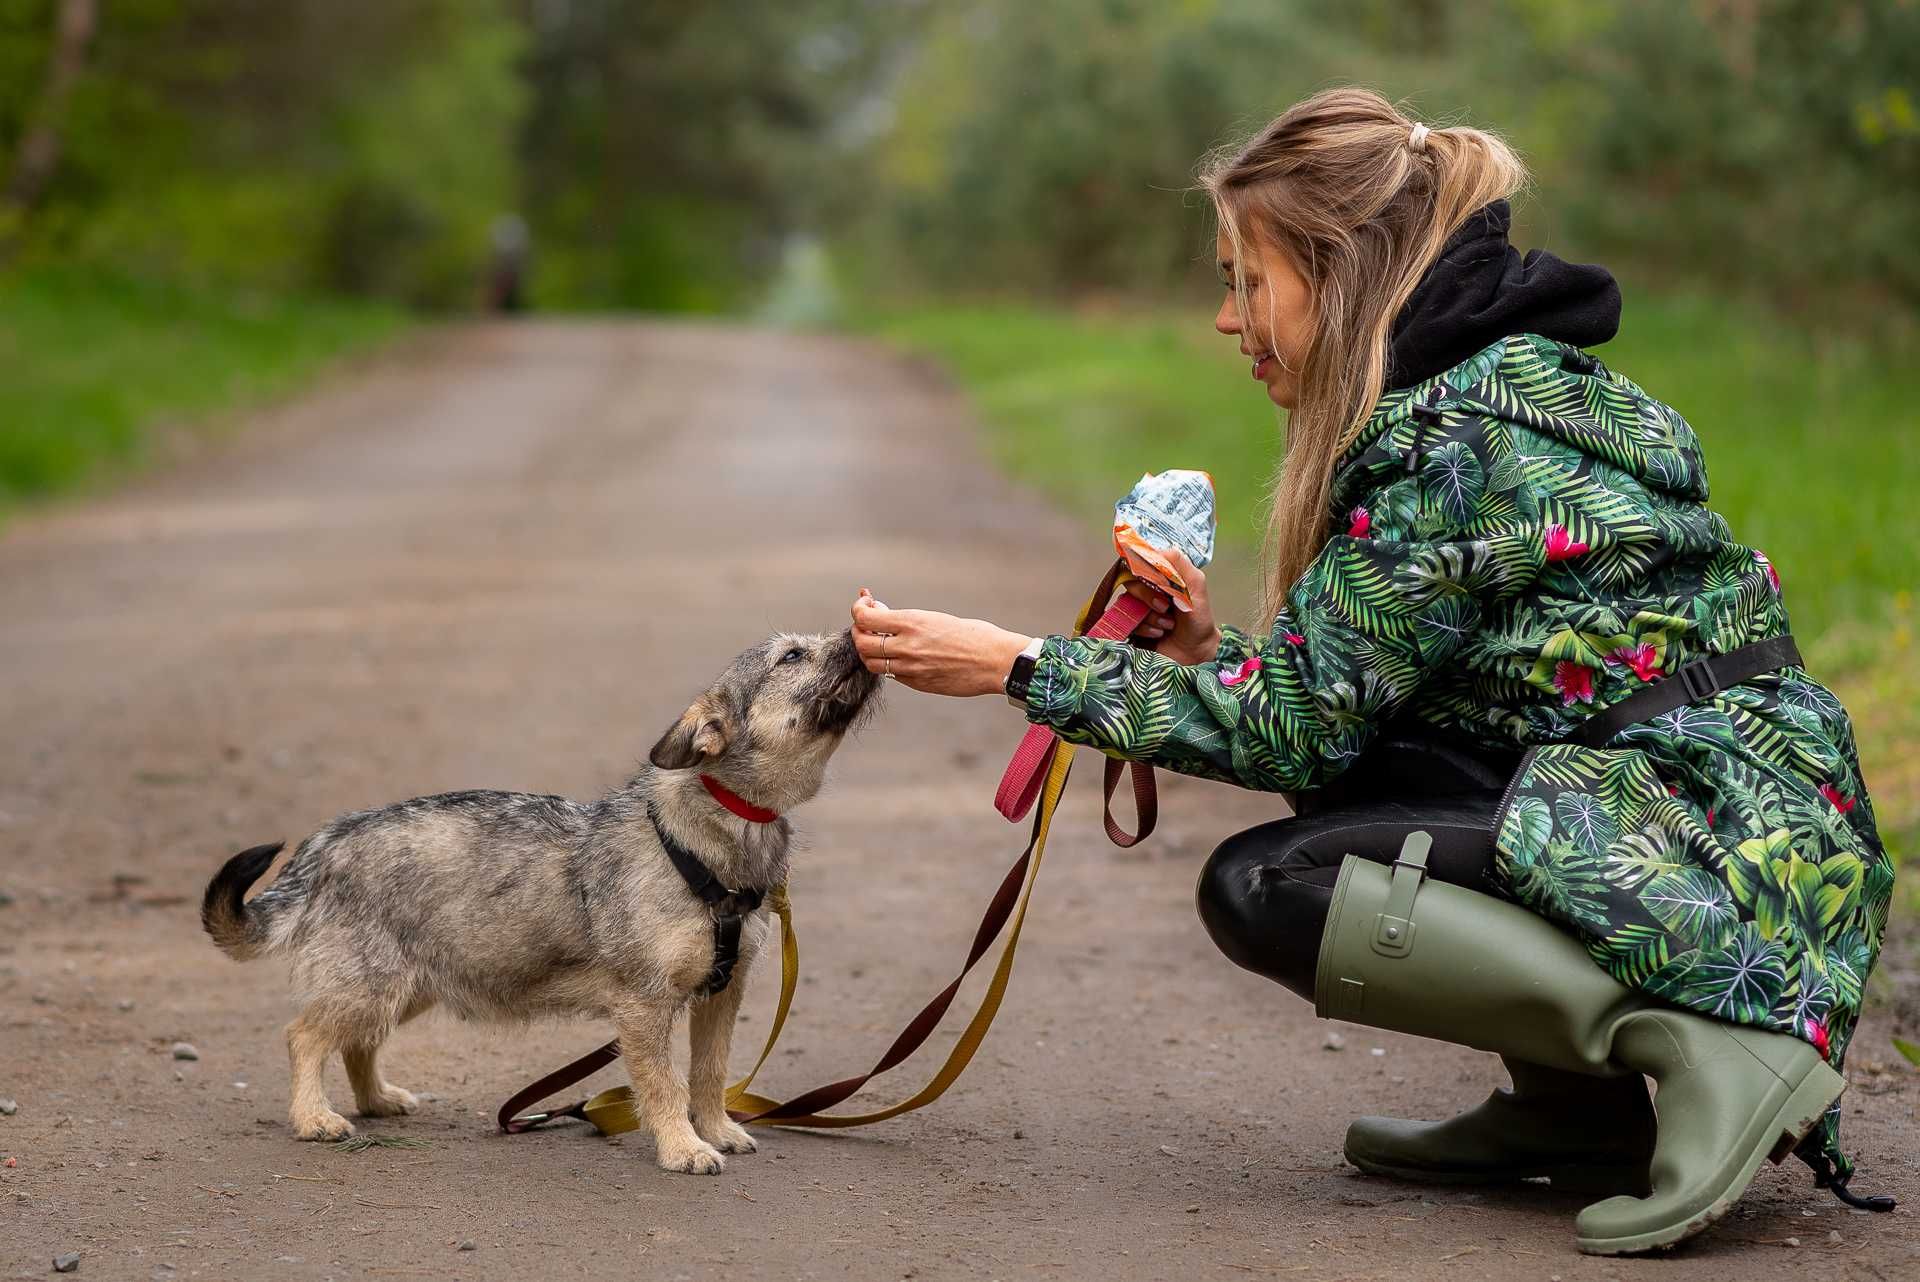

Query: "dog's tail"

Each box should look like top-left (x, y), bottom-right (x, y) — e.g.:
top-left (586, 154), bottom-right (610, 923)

top-left (201, 842), bottom-right (285, 961)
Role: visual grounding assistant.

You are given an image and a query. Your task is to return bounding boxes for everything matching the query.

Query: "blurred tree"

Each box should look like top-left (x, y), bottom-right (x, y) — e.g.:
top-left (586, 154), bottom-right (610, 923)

top-left (844, 0), bottom-right (1920, 318)
top-left (0, 0), bottom-right (97, 255)
top-left (510, 0), bottom-right (916, 310)
top-left (3, 0), bottom-right (1912, 318)
top-left (1, 0), bottom-right (525, 307)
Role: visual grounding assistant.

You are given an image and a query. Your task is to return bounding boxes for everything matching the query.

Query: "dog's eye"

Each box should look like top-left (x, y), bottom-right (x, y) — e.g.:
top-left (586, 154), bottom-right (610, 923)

top-left (779, 647), bottom-right (805, 665)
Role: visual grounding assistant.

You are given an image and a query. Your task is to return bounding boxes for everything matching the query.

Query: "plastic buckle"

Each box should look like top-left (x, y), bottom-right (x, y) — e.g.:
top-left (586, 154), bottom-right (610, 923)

top-left (1678, 656), bottom-right (1721, 702)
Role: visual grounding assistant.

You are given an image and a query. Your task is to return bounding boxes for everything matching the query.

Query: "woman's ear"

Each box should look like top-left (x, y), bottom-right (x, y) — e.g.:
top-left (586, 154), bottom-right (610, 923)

top-left (648, 697), bottom-right (731, 770)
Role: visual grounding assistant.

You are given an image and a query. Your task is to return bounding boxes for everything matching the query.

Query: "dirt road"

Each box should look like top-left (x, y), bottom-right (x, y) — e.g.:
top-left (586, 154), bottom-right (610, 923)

top-left (1, 322), bottom-right (1911, 1280)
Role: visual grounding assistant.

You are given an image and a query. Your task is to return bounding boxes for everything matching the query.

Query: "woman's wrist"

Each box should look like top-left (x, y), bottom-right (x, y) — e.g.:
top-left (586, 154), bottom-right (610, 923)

top-left (989, 631), bottom-right (1038, 697)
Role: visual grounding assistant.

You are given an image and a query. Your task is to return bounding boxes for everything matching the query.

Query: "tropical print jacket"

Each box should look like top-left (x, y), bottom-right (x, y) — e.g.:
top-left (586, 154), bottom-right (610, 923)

top-left (1021, 333), bottom-right (1893, 1177)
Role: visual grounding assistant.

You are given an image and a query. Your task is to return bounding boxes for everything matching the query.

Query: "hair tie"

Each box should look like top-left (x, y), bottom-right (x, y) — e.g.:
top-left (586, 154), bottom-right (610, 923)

top-left (1407, 122), bottom-right (1430, 153)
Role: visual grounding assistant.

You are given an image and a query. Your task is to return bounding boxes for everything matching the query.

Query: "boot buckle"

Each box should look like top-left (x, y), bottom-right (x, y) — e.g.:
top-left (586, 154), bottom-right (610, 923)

top-left (1372, 831), bottom-right (1433, 959)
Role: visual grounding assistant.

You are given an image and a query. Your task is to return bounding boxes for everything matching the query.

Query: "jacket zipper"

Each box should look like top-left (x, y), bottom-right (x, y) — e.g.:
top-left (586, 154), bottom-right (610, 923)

top-left (1489, 743), bottom-right (1541, 849)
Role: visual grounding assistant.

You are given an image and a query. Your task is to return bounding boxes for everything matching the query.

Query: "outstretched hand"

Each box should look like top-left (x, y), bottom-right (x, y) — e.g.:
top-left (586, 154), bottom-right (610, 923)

top-left (850, 589), bottom-right (1034, 698)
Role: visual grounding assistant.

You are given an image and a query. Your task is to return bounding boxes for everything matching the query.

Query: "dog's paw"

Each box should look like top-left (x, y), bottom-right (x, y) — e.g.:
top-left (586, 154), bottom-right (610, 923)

top-left (695, 1117), bottom-right (758, 1155)
top-left (358, 1085), bottom-right (419, 1118)
top-left (656, 1139), bottom-right (726, 1176)
top-left (293, 1109), bottom-right (355, 1141)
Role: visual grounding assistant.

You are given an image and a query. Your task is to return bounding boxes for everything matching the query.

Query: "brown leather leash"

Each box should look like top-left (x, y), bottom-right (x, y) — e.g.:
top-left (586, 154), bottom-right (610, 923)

top-left (498, 560), bottom-right (1156, 1135)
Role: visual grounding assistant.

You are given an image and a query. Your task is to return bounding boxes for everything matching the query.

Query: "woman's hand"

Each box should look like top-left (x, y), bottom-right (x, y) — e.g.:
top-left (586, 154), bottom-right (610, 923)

top-left (1124, 547), bottom-right (1222, 666)
top-left (851, 589), bottom-right (1033, 697)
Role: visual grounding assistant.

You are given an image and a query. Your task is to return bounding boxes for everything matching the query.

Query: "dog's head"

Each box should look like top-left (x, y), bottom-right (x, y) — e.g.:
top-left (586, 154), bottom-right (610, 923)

top-left (648, 629), bottom-right (880, 807)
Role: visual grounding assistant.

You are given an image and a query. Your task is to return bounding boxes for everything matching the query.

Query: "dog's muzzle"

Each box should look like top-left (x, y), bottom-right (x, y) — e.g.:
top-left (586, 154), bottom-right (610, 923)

top-left (811, 637), bottom-right (880, 734)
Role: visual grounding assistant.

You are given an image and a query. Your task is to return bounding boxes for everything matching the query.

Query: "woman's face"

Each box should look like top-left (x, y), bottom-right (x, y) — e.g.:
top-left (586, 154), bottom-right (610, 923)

top-left (1214, 227), bottom-right (1314, 410)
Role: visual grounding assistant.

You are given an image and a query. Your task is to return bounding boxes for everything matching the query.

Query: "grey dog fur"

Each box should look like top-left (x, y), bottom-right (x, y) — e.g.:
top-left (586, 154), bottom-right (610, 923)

top-left (203, 629), bottom-right (879, 1173)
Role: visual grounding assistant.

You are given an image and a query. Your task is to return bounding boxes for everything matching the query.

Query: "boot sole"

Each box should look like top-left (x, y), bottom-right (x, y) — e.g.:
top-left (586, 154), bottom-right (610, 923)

top-left (1346, 1151), bottom-right (1649, 1196)
top-left (1574, 1058), bottom-right (1845, 1256)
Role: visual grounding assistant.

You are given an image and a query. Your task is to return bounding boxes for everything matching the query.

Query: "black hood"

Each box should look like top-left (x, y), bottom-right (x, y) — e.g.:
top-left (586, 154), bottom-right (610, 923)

top-left (1386, 199), bottom-right (1621, 390)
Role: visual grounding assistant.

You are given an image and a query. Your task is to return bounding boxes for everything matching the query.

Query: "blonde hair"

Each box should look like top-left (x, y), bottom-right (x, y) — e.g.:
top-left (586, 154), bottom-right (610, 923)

top-left (1198, 87), bottom-right (1528, 623)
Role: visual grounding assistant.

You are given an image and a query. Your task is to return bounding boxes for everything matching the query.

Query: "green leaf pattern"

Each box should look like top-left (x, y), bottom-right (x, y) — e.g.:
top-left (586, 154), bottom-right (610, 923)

top-left (1022, 333), bottom-right (1893, 1178)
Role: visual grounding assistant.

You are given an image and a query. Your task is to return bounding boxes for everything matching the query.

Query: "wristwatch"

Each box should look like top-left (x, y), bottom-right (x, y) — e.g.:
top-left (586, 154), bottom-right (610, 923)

top-left (1003, 636), bottom-right (1046, 707)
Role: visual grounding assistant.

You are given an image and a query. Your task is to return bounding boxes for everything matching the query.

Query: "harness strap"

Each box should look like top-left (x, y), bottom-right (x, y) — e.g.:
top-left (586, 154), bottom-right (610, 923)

top-left (1563, 635), bottom-right (1802, 748)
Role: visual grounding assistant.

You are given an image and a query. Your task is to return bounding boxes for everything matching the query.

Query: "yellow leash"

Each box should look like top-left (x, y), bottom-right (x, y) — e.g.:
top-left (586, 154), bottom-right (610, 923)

top-left (569, 571), bottom-right (1121, 1134)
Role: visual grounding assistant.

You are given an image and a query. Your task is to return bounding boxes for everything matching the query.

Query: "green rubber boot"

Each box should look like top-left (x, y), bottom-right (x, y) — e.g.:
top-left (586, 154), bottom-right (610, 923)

top-left (1343, 1056), bottom-right (1655, 1195)
top-left (1317, 834), bottom-right (1846, 1255)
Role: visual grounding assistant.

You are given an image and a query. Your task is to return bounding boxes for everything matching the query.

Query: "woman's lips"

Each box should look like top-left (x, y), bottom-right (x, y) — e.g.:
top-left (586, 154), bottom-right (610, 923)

top-left (1251, 353), bottom-right (1274, 380)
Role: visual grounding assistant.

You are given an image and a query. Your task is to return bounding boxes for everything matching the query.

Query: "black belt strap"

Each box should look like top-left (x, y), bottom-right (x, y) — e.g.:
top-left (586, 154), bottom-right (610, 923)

top-left (646, 801), bottom-right (765, 995)
top-left (1564, 634), bottom-right (1802, 748)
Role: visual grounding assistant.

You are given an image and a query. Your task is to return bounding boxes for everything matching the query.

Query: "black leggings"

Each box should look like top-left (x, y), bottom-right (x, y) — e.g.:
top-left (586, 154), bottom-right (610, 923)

top-left (1194, 727), bottom-right (1520, 1003)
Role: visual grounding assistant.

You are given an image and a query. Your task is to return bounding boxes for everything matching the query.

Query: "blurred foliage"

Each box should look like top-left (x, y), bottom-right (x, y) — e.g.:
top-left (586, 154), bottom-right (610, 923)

top-left (847, 0), bottom-right (1920, 321)
top-left (0, 0), bottom-right (526, 307)
top-left (5, 1), bottom-right (1915, 317)
top-left (513, 0), bottom-right (915, 311)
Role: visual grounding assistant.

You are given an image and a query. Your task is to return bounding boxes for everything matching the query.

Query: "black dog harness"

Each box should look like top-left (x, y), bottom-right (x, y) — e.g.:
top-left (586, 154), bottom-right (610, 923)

top-left (647, 802), bottom-right (765, 996)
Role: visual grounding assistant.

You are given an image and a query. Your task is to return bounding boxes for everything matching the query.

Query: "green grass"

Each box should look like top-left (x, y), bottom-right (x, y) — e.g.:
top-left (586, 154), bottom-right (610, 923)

top-left (0, 265), bottom-right (406, 508)
top-left (847, 292), bottom-right (1918, 877)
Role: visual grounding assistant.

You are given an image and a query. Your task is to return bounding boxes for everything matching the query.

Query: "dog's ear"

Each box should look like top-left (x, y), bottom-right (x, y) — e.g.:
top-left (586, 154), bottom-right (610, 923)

top-left (649, 697), bottom-right (731, 771)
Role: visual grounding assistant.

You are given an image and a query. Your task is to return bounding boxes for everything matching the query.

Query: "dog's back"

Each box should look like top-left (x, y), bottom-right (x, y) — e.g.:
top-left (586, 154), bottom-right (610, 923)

top-left (202, 790), bottom-right (593, 975)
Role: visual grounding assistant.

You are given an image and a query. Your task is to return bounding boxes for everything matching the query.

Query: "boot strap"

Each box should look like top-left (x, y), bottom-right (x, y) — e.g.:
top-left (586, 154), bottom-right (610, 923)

top-left (1372, 831), bottom-right (1432, 959)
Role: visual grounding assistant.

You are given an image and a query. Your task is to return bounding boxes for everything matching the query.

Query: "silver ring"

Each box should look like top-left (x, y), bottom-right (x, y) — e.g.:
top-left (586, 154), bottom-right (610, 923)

top-left (882, 655), bottom-right (895, 680)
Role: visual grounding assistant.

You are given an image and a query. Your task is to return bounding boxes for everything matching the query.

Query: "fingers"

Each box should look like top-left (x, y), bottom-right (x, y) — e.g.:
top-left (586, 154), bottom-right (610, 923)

top-left (1124, 580), bottom-right (1173, 613)
top-left (852, 596), bottom-right (901, 635)
top-left (1168, 548), bottom-right (1206, 587)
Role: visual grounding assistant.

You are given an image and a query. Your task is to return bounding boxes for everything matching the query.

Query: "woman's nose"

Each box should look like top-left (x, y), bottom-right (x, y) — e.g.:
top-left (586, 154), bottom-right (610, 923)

top-left (1214, 294), bottom-right (1241, 336)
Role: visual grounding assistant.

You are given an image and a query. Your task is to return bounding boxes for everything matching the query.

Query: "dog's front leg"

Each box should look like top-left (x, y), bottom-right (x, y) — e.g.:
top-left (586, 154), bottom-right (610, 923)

top-left (613, 997), bottom-right (725, 1175)
top-left (688, 951), bottom-right (757, 1156)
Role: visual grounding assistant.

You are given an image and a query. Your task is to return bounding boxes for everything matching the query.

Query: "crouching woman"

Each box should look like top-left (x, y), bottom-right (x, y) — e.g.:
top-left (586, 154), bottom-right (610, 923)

top-left (849, 87), bottom-right (1896, 1255)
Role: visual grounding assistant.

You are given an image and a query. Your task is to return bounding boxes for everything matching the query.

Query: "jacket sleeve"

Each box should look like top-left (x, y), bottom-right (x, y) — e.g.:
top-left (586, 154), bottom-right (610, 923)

top-left (1020, 520), bottom-right (1545, 792)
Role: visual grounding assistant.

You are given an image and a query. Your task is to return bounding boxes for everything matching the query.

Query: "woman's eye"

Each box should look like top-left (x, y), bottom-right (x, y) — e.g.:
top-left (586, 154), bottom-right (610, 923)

top-left (780, 647), bottom-right (805, 664)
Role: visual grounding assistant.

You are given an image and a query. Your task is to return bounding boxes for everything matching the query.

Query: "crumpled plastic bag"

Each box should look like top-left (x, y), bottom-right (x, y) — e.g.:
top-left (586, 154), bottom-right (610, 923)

top-left (1112, 469), bottom-right (1215, 611)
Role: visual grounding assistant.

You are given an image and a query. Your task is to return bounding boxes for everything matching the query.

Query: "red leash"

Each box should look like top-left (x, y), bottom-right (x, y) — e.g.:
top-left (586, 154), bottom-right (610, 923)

top-left (994, 558), bottom-right (1157, 846)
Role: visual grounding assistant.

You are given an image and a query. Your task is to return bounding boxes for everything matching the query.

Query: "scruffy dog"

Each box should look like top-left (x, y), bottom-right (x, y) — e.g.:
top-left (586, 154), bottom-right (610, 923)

top-left (202, 630), bottom-right (878, 1174)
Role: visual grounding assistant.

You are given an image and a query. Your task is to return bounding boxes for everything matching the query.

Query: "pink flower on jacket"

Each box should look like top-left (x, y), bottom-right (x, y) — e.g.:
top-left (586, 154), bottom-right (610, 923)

top-left (1818, 782), bottom-right (1856, 814)
top-left (1282, 631), bottom-right (1305, 646)
top-left (1554, 660), bottom-right (1596, 706)
top-left (1347, 507), bottom-right (1371, 539)
top-left (1543, 523), bottom-right (1589, 562)
top-left (1219, 655), bottom-right (1263, 688)
top-left (1754, 549), bottom-right (1782, 594)
top-left (1607, 642), bottom-right (1664, 682)
top-left (1806, 1016), bottom-right (1831, 1061)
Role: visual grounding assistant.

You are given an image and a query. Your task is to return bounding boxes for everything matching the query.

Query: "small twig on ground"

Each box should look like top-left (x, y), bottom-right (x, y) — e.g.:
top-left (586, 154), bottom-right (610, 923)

top-left (1221, 1264), bottom-right (1311, 1274)
top-left (195, 1185), bottom-right (240, 1198)
top-left (1439, 1246), bottom-right (1481, 1261)
top-left (354, 1196), bottom-right (445, 1212)
top-left (330, 1135), bottom-right (432, 1153)
top-left (274, 1173), bottom-right (341, 1183)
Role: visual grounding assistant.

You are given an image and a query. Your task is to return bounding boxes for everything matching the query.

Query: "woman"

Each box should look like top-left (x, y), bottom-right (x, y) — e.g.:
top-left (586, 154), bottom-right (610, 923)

top-left (849, 87), bottom-right (1894, 1254)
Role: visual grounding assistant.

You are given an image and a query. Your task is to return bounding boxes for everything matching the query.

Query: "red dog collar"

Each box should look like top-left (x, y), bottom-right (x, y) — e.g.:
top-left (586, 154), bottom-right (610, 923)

top-left (699, 774), bottom-right (780, 824)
